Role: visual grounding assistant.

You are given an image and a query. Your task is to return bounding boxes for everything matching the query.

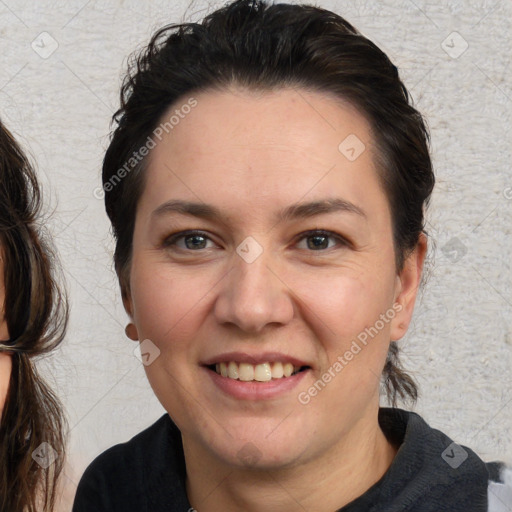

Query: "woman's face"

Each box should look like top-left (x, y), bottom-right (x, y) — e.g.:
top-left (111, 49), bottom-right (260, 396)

top-left (125, 87), bottom-right (425, 469)
top-left (0, 250), bottom-right (11, 415)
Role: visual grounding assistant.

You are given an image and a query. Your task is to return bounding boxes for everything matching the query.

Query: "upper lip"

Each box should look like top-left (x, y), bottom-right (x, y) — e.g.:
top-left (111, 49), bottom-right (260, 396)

top-left (201, 351), bottom-right (311, 368)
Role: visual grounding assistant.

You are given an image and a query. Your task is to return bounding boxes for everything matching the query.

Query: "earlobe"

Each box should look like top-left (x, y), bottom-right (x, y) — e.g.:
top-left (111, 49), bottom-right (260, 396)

top-left (125, 322), bottom-right (139, 341)
top-left (390, 233), bottom-right (428, 341)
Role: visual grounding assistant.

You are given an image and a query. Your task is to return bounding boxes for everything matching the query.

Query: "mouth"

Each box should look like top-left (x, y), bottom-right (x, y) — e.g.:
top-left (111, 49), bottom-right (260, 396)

top-left (202, 353), bottom-right (312, 400)
top-left (206, 361), bottom-right (310, 382)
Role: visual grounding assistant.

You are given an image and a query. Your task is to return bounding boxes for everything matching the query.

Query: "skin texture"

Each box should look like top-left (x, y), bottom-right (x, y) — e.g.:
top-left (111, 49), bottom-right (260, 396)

top-left (124, 87), bottom-right (427, 512)
top-left (0, 252), bottom-right (11, 416)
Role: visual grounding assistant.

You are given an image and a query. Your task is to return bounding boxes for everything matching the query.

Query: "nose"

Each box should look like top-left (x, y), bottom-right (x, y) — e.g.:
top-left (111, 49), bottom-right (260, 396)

top-left (213, 241), bottom-right (295, 333)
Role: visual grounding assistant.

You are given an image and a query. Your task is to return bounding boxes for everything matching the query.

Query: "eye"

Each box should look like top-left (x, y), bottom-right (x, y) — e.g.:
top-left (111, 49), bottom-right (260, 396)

top-left (162, 230), bottom-right (216, 251)
top-left (162, 229), bottom-right (348, 253)
top-left (295, 230), bottom-right (348, 251)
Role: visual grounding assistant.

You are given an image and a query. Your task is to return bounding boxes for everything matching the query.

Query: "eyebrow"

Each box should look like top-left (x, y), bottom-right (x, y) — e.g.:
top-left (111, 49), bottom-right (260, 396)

top-left (151, 197), bottom-right (367, 223)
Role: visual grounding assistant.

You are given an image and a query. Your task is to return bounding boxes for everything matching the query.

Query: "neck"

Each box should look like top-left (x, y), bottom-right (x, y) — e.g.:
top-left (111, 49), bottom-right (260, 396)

top-left (184, 405), bottom-right (397, 512)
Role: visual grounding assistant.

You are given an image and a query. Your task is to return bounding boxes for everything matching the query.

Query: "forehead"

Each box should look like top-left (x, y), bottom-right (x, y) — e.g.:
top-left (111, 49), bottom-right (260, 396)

top-left (138, 87), bottom-right (387, 222)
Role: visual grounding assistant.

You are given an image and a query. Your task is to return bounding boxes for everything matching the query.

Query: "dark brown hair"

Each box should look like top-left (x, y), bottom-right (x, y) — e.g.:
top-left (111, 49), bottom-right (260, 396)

top-left (101, 0), bottom-right (434, 406)
top-left (0, 119), bottom-right (68, 511)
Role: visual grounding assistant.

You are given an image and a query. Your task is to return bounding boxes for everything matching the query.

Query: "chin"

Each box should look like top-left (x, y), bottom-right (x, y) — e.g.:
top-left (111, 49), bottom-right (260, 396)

top-left (218, 440), bottom-right (304, 471)
top-left (199, 419), bottom-right (311, 470)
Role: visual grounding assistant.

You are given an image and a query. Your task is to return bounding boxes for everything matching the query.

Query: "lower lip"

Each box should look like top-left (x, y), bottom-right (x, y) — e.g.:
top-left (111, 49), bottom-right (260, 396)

top-left (203, 366), bottom-right (310, 400)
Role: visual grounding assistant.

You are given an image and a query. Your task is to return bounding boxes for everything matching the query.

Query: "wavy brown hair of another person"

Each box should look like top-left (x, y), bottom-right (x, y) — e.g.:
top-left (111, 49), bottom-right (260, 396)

top-left (0, 119), bottom-right (68, 512)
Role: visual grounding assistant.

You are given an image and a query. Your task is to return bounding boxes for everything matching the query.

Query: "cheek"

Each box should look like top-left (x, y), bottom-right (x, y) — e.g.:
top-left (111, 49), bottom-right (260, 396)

top-left (0, 283), bottom-right (7, 340)
top-left (297, 265), bottom-right (395, 339)
top-left (0, 318), bottom-right (8, 341)
top-left (296, 270), bottom-right (393, 398)
top-left (129, 262), bottom-right (196, 405)
top-left (129, 259), bottom-right (211, 351)
top-left (0, 353), bottom-right (12, 413)
top-left (295, 265), bottom-right (395, 403)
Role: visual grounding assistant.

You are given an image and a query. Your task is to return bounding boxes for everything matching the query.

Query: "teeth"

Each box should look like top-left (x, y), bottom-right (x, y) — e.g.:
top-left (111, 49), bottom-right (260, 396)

top-left (228, 361), bottom-right (239, 379)
top-left (254, 363), bottom-right (272, 382)
top-left (271, 362), bottom-right (284, 379)
top-left (213, 361), bottom-right (303, 381)
top-left (283, 362), bottom-right (294, 377)
top-left (239, 363), bottom-right (254, 381)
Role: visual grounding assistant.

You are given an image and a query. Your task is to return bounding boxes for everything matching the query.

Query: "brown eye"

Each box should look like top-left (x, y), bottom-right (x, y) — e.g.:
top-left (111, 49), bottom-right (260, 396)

top-left (296, 230), bottom-right (348, 251)
top-left (163, 230), bottom-right (214, 251)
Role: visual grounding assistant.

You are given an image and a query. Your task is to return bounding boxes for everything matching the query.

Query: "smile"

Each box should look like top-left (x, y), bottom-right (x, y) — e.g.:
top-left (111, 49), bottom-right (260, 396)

top-left (210, 361), bottom-right (308, 381)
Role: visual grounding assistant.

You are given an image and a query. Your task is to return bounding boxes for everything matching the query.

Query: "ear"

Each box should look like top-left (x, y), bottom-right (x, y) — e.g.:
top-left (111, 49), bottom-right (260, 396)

top-left (121, 283), bottom-right (139, 342)
top-left (121, 283), bottom-right (134, 318)
top-left (389, 233), bottom-right (428, 341)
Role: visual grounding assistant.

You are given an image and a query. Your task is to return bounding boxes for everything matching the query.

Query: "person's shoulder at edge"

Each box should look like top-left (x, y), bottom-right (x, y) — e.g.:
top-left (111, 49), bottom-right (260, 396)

top-left (72, 413), bottom-right (178, 511)
top-left (423, 409), bottom-right (512, 512)
top-left (421, 410), bottom-right (512, 512)
top-left (487, 460), bottom-right (512, 512)
top-left (381, 408), bottom-right (512, 512)
top-left (420, 410), bottom-right (512, 512)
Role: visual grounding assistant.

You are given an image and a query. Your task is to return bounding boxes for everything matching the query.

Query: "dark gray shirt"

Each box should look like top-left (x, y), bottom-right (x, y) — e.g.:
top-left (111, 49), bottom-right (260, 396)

top-left (72, 407), bottom-right (510, 511)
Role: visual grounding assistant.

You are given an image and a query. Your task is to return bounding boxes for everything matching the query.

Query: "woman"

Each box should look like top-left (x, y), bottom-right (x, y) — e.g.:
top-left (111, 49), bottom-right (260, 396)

top-left (73, 1), bottom-right (511, 510)
top-left (0, 119), bottom-right (68, 511)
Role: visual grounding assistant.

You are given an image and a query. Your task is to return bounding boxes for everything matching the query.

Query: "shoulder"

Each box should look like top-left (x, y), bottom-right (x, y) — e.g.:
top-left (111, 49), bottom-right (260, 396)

top-left (378, 408), bottom-right (511, 512)
top-left (82, 412), bottom-right (175, 475)
top-left (72, 413), bottom-right (183, 512)
top-left (487, 462), bottom-right (512, 512)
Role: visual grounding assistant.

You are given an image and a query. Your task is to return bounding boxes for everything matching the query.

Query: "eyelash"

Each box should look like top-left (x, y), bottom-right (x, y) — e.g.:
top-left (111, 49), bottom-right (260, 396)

top-left (162, 229), bottom-right (349, 253)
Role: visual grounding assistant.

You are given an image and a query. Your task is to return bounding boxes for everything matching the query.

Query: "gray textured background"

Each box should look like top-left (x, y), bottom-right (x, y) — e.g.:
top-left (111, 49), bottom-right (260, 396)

top-left (1, 0), bottom-right (511, 509)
